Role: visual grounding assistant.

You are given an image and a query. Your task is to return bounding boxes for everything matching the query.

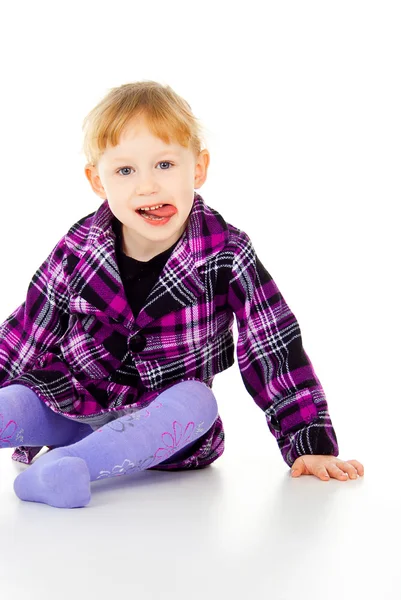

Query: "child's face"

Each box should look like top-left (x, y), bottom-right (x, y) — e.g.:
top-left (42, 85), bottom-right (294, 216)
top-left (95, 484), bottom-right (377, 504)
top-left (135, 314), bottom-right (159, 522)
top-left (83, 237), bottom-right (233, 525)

top-left (85, 117), bottom-right (210, 260)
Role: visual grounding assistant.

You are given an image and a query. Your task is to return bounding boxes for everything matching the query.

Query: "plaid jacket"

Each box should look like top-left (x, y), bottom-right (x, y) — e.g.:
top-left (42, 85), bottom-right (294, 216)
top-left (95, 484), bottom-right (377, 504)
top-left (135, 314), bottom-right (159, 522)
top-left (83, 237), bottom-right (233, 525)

top-left (0, 193), bottom-right (338, 468)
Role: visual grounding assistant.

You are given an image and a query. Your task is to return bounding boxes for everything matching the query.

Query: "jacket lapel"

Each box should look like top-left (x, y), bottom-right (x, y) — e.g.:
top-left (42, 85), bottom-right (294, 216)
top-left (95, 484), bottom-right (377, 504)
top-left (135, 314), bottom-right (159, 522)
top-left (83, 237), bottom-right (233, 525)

top-left (133, 234), bottom-right (205, 329)
top-left (68, 232), bottom-right (136, 328)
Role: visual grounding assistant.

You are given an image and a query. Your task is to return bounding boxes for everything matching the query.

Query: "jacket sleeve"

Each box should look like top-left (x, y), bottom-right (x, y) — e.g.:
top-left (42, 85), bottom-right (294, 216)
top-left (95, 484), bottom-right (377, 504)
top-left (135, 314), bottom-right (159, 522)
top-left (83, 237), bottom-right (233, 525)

top-left (0, 235), bottom-right (70, 387)
top-left (227, 231), bottom-right (339, 468)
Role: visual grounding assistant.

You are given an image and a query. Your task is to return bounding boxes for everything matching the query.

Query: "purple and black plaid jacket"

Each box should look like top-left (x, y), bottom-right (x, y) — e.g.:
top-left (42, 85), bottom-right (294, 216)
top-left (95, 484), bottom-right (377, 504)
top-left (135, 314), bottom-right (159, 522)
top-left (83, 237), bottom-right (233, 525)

top-left (0, 193), bottom-right (338, 468)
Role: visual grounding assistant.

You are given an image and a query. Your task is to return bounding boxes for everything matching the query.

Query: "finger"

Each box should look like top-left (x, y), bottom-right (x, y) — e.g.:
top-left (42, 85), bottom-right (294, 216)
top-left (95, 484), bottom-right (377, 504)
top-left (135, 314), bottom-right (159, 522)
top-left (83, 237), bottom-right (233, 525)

top-left (346, 459), bottom-right (364, 476)
top-left (315, 466), bottom-right (330, 481)
top-left (338, 461), bottom-right (359, 479)
top-left (326, 463), bottom-right (349, 481)
top-left (291, 458), bottom-right (305, 477)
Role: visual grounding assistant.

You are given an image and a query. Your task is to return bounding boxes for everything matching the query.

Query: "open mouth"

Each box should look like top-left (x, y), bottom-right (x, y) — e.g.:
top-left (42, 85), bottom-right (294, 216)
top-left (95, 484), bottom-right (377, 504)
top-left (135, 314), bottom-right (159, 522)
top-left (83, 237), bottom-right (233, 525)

top-left (135, 204), bottom-right (177, 221)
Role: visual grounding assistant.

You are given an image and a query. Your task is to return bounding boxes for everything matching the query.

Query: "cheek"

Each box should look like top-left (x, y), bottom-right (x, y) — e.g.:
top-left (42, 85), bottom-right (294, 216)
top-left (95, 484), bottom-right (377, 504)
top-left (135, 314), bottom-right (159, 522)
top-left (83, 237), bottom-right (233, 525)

top-left (178, 202), bottom-right (193, 222)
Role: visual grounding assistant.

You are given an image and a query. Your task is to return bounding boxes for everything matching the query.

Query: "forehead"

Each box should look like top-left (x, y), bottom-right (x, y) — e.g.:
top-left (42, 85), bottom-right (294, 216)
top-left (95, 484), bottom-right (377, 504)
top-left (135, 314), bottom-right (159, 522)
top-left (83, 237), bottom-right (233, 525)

top-left (110, 149), bottom-right (182, 163)
top-left (107, 122), bottom-right (186, 162)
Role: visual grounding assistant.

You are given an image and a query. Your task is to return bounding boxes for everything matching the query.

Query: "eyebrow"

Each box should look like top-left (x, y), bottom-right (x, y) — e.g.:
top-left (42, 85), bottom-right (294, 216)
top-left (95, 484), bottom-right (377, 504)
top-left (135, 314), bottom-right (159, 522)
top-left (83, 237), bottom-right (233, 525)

top-left (111, 150), bottom-right (181, 163)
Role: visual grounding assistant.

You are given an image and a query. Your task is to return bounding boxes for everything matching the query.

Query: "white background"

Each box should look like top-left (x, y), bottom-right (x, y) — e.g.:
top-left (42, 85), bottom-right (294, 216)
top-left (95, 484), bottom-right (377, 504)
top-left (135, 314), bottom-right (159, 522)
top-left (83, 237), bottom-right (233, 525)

top-left (0, 2), bottom-right (399, 599)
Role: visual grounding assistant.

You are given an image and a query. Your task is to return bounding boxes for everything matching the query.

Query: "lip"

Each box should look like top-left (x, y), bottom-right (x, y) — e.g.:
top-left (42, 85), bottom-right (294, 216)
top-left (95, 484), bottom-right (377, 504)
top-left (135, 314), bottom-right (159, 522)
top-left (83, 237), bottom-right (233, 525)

top-left (136, 212), bottom-right (174, 227)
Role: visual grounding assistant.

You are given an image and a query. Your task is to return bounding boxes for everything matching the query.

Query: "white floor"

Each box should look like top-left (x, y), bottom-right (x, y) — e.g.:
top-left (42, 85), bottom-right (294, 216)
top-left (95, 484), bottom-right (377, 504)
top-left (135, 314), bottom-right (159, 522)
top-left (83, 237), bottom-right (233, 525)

top-left (0, 370), bottom-right (398, 600)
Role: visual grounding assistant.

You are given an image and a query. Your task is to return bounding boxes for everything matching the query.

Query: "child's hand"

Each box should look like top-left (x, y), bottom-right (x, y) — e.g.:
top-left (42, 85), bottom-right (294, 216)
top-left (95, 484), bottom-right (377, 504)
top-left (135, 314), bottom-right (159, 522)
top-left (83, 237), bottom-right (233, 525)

top-left (291, 455), bottom-right (364, 481)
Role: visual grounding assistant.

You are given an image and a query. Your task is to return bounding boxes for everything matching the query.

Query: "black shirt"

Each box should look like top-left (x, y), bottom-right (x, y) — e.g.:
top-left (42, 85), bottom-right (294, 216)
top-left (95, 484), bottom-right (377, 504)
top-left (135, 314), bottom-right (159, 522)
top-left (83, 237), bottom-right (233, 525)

top-left (112, 217), bottom-right (180, 319)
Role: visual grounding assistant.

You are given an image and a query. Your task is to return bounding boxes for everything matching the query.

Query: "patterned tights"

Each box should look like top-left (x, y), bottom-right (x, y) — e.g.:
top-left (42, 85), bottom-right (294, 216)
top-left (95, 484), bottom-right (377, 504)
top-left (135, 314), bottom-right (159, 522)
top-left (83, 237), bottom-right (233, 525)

top-left (0, 381), bottom-right (218, 508)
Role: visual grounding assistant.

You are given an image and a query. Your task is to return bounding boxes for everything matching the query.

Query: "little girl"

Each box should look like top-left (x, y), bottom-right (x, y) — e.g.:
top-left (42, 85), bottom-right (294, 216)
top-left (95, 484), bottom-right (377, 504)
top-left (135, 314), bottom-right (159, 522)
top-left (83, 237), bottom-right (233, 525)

top-left (0, 80), bottom-right (364, 509)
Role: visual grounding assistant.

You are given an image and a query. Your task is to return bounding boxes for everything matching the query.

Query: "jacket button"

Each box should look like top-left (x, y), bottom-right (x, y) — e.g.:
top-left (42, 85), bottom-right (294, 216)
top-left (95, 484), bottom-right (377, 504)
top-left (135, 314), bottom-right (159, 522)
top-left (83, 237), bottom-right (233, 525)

top-left (129, 333), bottom-right (146, 352)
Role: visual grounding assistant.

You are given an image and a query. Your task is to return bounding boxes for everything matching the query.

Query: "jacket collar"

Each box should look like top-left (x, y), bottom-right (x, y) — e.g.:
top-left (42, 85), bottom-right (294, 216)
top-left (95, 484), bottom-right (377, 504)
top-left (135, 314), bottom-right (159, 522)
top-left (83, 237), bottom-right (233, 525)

top-left (68, 193), bottom-right (230, 331)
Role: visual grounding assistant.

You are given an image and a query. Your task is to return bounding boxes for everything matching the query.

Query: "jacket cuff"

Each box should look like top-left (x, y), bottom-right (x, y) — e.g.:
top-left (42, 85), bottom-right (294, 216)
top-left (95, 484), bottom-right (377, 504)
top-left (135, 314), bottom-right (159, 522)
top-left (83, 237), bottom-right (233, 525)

top-left (278, 413), bottom-right (339, 468)
top-left (265, 388), bottom-right (339, 468)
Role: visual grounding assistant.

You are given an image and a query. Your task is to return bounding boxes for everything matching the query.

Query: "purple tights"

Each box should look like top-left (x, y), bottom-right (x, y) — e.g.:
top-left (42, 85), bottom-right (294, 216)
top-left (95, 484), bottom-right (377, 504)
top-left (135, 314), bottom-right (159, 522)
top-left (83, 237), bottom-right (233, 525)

top-left (0, 381), bottom-right (218, 508)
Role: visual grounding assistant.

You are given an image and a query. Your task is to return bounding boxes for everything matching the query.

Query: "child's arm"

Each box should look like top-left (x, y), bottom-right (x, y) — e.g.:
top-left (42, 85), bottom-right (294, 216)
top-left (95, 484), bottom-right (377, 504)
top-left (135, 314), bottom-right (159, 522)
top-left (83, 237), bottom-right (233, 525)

top-left (227, 230), bottom-right (339, 469)
top-left (0, 235), bottom-right (70, 387)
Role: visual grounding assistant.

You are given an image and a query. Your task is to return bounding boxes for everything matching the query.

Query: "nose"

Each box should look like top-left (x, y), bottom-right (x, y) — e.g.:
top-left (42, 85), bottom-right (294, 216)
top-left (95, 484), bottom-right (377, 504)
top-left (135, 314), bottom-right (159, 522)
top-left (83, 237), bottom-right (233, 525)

top-left (136, 170), bottom-right (159, 196)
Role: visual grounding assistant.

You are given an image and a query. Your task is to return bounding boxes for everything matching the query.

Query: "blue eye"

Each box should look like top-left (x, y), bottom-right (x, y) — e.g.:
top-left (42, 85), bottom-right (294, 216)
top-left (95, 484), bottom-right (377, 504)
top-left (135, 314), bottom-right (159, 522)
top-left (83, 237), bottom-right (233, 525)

top-left (158, 161), bottom-right (173, 170)
top-left (117, 161), bottom-right (174, 176)
top-left (118, 167), bottom-right (133, 176)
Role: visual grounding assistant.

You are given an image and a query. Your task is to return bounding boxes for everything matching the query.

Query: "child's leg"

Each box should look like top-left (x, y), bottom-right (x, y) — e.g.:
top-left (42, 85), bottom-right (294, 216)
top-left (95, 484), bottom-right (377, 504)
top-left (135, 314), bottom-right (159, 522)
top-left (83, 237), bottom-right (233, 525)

top-left (13, 380), bottom-right (218, 509)
top-left (0, 384), bottom-right (93, 448)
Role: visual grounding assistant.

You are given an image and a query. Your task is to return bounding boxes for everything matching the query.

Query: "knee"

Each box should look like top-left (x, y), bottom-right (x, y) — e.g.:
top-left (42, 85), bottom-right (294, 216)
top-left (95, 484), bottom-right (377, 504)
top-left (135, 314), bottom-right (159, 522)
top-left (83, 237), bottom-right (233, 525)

top-left (174, 379), bottom-right (216, 401)
top-left (163, 379), bottom-right (218, 420)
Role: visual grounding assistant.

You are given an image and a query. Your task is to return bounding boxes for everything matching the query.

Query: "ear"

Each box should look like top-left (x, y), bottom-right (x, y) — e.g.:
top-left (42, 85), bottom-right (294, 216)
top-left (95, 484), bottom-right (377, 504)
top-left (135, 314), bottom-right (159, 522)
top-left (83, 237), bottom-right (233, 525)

top-left (194, 149), bottom-right (210, 189)
top-left (84, 163), bottom-right (107, 199)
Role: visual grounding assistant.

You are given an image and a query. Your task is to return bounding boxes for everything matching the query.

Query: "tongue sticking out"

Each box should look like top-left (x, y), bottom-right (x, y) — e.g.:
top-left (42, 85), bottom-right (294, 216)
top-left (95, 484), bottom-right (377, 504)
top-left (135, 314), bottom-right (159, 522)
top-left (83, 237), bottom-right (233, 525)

top-left (141, 205), bottom-right (177, 218)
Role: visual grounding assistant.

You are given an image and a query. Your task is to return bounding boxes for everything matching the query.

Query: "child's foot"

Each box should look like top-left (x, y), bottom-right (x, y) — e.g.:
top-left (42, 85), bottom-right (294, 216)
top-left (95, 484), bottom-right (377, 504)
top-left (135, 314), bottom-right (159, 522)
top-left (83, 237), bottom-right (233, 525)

top-left (13, 448), bottom-right (91, 508)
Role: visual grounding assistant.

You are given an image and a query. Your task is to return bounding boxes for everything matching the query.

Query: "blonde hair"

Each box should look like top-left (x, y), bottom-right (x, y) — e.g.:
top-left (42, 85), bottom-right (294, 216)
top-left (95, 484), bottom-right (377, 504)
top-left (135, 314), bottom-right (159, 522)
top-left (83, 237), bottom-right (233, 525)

top-left (81, 80), bottom-right (208, 167)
